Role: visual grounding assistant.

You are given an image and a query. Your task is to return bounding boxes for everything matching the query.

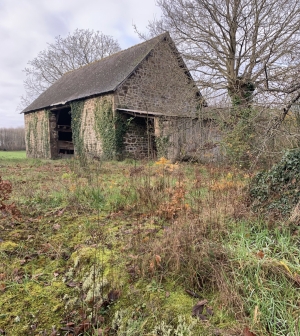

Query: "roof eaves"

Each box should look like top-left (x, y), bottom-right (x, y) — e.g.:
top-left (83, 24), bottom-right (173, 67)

top-left (22, 90), bottom-right (115, 114)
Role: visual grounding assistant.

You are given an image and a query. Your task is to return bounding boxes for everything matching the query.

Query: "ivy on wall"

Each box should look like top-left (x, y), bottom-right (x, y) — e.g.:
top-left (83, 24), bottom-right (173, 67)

top-left (94, 98), bottom-right (128, 160)
top-left (70, 101), bottom-right (85, 162)
top-left (42, 110), bottom-right (50, 157)
top-left (26, 119), bottom-right (32, 155)
top-left (25, 110), bottom-right (52, 158)
top-left (222, 107), bottom-right (257, 168)
top-left (26, 113), bottom-right (38, 156)
top-left (156, 135), bottom-right (170, 158)
top-left (155, 117), bottom-right (170, 158)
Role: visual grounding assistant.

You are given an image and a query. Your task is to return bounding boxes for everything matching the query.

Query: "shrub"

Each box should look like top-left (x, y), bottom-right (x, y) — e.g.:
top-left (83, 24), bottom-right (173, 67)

top-left (249, 148), bottom-right (300, 219)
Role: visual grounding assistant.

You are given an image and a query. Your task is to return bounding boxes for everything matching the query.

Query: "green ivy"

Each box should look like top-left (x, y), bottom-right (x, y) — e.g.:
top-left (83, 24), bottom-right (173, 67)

top-left (26, 113), bottom-right (38, 156)
top-left (94, 99), bottom-right (128, 160)
top-left (249, 148), bottom-right (300, 218)
top-left (155, 136), bottom-right (170, 158)
top-left (70, 101), bottom-right (85, 163)
top-left (155, 117), bottom-right (170, 158)
top-left (229, 77), bottom-right (255, 109)
top-left (26, 120), bottom-right (32, 155)
top-left (42, 110), bottom-right (50, 157)
top-left (32, 113), bottom-right (38, 141)
top-left (222, 107), bottom-right (257, 168)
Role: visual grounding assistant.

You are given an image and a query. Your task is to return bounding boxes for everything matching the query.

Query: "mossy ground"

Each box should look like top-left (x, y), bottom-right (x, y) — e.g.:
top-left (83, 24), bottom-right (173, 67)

top-left (0, 153), bottom-right (299, 335)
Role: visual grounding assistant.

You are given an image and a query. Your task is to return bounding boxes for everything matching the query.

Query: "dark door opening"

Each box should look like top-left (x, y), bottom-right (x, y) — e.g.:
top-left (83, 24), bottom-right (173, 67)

top-left (56, 107), bottom-right (74, 155)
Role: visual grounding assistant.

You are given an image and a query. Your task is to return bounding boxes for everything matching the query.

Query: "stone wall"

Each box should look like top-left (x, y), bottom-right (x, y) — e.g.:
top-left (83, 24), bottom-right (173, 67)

top-left (24, 110), bottom-right (51, 158)
top-left (24, 100), bottom-right (221, 162)
top-left (123, 117), bottom-right (155, 159)
top-left (80, 96), bottom-right (110, 157)
top-left (115, 37), bottom-right (200, 116)
top-left (24, 95), bottom-right (117, 160)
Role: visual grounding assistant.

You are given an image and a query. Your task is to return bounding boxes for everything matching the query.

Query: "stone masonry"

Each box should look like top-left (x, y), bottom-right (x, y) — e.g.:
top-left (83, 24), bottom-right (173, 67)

top-left (115, 37), bottom-right (199, 116)
top-left (80, 96), bottom-right (112, 157)
top-left (24, 110), bottom-right (51, 158)
top-left (123, 117), bottom-right (155, 159)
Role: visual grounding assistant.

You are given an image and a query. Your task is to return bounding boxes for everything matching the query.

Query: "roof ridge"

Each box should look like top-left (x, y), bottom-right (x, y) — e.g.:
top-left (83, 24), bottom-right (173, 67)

top-left (63, 32), bottom-right (169, 76)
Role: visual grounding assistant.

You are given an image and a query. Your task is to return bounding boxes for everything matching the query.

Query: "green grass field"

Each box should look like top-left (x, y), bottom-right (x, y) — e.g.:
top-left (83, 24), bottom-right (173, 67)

top-left (0, 151), bottom-right (26, 159)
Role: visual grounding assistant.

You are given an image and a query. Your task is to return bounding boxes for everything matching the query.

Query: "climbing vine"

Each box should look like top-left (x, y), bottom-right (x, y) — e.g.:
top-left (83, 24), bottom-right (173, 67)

top-left (70, 101), bottom-right (85, 163)
top-left (41, 110), bottom-right (50, 157)
top-left (94, 99), bottom-right (128, 160)
top-left (155, 117), bottom-right (170, 158)
top-left (26, 112), bottom-right (38, 156)
top-left (156, 136), bottom-right (170, 158)
top-left (222, 107), bottom-right (258, 168)
top-left (26, 120), bottom-right (32, 155)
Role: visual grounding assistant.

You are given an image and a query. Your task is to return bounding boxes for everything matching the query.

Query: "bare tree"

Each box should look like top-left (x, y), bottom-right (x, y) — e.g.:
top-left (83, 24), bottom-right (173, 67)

top-left (145, 0), bottom-right (300, 115)
top-left (20, 29), bottom-right (121, 107)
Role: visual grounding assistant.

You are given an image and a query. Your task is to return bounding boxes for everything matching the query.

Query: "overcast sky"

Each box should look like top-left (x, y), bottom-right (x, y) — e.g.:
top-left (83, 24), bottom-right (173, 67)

top-left (0, 0), bottom-right (161, 128)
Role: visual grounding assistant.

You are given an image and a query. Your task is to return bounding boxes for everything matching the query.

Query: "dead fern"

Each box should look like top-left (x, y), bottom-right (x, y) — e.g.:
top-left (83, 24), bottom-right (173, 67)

top-left (0, 176), bottom-right (21, 218)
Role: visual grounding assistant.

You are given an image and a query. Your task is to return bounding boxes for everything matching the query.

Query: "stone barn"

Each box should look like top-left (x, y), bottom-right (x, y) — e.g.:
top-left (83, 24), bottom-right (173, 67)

top-left (22, 32), bottom-right (221, 162)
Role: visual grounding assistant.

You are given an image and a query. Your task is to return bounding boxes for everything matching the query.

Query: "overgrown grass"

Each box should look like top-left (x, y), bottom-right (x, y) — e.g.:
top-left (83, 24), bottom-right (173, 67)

top-left (0, 156), bottom-right (299, 335)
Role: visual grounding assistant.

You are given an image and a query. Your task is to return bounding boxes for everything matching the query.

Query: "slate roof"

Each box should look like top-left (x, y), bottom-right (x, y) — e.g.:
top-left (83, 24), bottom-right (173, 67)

top-left (23, 33), bottom-right (170, 113)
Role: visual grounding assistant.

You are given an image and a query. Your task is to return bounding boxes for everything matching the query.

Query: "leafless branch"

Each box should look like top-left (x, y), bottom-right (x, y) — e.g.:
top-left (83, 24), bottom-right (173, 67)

top-left (144, 0), bottom-right (300, 109)
top-left (19, 29), bottom-right (121, 109)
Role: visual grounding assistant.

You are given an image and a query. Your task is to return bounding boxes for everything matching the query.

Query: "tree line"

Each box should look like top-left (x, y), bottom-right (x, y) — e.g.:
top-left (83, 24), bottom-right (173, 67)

top-left (0, 128), bottom-right (25, 151)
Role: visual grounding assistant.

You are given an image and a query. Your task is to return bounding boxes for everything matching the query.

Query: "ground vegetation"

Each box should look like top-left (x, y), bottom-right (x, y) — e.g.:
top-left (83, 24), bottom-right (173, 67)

top-left (0, 152), bottom-right (299, 335)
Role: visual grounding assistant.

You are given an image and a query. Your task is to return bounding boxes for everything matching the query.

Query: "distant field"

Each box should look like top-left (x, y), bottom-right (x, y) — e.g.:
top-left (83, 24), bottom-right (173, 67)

top-left (0, 151), bottom-right (26, 159)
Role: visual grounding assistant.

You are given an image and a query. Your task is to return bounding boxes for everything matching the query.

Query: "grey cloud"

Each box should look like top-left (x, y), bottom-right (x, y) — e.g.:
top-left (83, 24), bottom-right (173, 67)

top-left (0, 0), bottom-right (161, 128)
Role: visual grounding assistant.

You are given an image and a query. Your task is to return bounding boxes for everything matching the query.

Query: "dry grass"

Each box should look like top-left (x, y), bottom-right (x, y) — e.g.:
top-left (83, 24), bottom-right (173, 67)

top-left (126, 161), bottom-right (248, 313)
top-left (1, 154), bottom-right (299, 335)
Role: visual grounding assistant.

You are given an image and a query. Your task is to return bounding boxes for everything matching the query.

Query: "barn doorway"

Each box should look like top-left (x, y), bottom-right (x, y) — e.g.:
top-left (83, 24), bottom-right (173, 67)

top-left (57, 107), bottom-right (74, 155)
top-left (51, 107), bottom-right (74, 156)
